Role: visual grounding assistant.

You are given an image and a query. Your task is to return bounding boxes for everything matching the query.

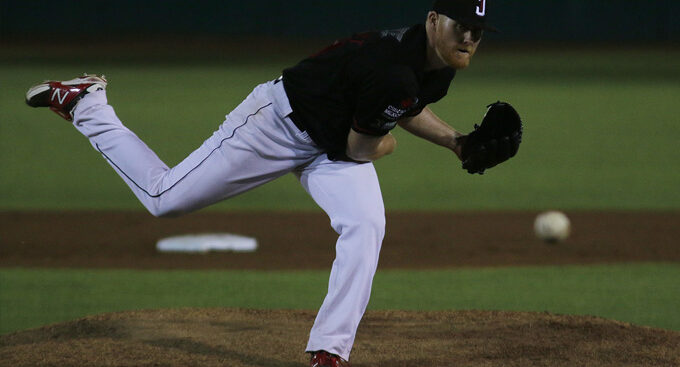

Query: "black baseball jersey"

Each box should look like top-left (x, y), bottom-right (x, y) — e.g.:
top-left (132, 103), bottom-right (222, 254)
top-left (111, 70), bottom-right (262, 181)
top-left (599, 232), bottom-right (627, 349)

top-left (282, 24), bottom-right (457, 160)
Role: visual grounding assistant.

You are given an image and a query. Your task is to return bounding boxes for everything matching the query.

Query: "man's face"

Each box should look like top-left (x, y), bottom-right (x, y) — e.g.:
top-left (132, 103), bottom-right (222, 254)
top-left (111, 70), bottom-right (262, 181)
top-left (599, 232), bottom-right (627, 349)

top-left (432, 14), bottom-right (482, 69)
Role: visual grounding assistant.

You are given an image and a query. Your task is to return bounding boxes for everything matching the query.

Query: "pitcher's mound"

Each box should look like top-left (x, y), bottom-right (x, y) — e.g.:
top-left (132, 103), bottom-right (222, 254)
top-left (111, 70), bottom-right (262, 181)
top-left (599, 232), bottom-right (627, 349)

top-left (1, 308), bottom-right (678, 367)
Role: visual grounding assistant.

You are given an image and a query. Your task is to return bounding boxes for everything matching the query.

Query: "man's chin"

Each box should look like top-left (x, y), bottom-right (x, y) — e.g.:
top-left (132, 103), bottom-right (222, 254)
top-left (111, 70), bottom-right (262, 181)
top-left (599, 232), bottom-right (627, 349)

top-left (443, 51), bottom-right (472, 69)
top-left (449, 58), bottom-right (470, 70)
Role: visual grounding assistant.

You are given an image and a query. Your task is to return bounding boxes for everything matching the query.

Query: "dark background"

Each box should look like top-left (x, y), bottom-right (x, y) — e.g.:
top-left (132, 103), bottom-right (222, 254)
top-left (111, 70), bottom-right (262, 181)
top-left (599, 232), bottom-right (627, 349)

top-left (2, 0), bottom-right (679, 42)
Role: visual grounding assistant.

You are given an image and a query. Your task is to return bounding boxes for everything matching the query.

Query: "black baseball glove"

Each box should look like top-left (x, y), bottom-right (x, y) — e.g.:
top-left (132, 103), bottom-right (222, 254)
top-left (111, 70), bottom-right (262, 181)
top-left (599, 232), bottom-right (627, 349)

top-left (460, 101), bottom-right (523, 174)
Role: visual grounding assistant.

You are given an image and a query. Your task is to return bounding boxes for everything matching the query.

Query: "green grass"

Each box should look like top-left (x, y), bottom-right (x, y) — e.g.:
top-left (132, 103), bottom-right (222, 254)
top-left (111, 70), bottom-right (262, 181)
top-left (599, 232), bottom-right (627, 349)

top-left (2, 263), bottom-right (679, 335)
top-left (1, 47), bottom-right (679, 211)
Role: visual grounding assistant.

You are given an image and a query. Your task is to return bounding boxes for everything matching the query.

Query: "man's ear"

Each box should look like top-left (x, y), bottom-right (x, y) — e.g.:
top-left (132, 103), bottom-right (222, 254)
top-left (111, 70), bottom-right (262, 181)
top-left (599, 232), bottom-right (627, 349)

top-left (427, 11), bottom-right (439, 27)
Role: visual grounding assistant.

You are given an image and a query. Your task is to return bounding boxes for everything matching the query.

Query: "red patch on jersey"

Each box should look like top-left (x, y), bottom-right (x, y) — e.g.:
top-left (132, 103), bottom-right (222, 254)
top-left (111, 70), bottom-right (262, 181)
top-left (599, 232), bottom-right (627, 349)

top-left (312, 35), bottom-right (368, 57)
top-left (400, 97), bottom-right (416, 109)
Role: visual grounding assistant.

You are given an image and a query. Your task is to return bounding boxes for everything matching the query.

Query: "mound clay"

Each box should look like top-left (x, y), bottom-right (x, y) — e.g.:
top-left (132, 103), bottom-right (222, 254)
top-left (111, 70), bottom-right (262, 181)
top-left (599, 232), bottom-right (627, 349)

top-left (2, 211), bottom-right (680, 366)
top-left (2, 308), bottom-right (679, 367)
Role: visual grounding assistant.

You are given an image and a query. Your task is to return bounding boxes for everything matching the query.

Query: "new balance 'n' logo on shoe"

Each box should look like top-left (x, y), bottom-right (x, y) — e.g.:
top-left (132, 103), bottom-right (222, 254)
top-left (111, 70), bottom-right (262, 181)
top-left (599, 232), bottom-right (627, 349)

top-left (309, 350), bottom-right (350, 367)
top-left (25, 74), bottom-right (108, 121)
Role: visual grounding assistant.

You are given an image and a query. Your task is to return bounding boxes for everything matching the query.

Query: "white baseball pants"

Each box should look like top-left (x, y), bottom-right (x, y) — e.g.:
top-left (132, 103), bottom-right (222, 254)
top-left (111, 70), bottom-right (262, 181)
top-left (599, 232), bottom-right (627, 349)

top-left (72, 79), bottom-right (385, 360)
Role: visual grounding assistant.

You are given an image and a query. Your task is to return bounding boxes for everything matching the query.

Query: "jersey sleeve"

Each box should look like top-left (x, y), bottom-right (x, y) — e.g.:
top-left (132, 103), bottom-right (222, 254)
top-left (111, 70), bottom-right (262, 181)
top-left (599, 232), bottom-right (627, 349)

top-left (351, 65), bottom-right (419, 136)
top-left (346, 40), bottom-right (420, 136)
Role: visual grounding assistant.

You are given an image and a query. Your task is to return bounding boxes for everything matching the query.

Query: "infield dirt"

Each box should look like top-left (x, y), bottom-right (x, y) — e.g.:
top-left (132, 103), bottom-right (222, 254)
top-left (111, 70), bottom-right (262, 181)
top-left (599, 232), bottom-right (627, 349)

top-left (2, 211), bottom-right (679, 269)
top-left (1, 211), bottom-right (679, 366)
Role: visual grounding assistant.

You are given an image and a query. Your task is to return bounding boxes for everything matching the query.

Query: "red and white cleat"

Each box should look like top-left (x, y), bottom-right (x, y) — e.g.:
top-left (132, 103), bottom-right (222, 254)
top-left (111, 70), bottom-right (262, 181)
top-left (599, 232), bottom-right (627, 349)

top-left (25, 74), bottom-right (107, 121)
top-left (310, 350), bottom-right (351, 367)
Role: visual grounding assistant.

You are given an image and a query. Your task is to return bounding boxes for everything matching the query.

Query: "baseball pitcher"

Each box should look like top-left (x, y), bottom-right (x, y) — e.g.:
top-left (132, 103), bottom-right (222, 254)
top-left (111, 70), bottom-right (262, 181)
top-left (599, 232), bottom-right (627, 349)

top-left (25, 0), bottom-right (522, 365)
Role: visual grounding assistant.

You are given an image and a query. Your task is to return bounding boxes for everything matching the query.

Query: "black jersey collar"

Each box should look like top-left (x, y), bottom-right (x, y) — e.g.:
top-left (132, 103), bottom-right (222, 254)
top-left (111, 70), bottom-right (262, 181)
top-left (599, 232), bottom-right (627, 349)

top-left (400, 24), bottom-right (456, 82)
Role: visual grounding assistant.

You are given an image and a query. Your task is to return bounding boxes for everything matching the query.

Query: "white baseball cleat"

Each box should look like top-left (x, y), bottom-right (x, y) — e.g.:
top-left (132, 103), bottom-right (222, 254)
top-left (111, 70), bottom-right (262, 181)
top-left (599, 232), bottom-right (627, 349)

top-left (25, 74), bottom-right (107, 121)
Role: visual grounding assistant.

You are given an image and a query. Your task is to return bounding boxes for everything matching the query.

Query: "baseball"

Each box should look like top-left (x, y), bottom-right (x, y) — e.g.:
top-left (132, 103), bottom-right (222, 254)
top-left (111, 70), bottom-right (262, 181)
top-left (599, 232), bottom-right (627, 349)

top-left (534, 211), bottom-right (571, 243)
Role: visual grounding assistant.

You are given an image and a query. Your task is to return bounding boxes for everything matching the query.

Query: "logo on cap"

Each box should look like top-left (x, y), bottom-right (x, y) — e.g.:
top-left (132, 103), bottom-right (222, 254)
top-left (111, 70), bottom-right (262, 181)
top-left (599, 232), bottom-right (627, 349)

top-left (476, 0), bottom-right (486, 16)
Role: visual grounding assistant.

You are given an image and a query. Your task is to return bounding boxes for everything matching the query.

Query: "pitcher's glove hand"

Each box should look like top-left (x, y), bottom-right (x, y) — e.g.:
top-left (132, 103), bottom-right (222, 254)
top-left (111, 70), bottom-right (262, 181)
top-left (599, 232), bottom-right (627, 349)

top-left (460, 101), bottom-right (523, 174)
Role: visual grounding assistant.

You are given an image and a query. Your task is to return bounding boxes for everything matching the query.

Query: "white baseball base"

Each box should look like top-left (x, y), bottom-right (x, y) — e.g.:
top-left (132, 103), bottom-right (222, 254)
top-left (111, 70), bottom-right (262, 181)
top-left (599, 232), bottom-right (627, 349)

top-left (156, 233), bottom-right (258, 253)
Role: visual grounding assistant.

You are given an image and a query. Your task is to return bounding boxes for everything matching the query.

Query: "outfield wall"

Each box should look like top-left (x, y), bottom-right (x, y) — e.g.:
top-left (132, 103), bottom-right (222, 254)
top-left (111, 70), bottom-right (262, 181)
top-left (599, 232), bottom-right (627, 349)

top-left (1, 0), bottom-right (678, 41)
